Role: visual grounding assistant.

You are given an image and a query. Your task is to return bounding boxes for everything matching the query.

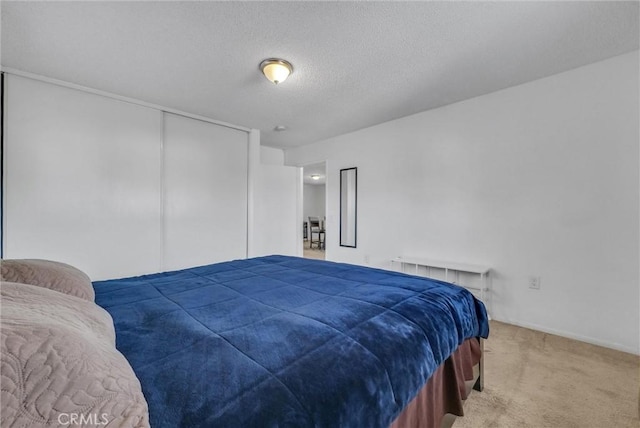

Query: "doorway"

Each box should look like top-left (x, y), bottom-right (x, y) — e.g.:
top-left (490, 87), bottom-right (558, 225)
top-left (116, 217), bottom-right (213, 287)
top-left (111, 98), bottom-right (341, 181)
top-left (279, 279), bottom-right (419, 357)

top-left (302, 162), bottom-right (326, 260)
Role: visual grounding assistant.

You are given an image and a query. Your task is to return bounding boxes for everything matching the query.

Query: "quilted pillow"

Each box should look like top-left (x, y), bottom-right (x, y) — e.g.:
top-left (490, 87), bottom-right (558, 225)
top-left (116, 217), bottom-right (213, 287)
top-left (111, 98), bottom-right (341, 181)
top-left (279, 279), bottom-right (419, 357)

top-left (0, 281), bottom-right (149, 428)
top-left (0, 259), bottom-right (95, 301)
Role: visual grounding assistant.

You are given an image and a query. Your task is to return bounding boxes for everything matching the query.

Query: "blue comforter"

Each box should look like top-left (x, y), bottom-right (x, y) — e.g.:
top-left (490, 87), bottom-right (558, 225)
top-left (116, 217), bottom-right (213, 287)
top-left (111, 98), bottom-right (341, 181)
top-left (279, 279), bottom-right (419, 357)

top-left (94, 255), bottom-right (489, 427)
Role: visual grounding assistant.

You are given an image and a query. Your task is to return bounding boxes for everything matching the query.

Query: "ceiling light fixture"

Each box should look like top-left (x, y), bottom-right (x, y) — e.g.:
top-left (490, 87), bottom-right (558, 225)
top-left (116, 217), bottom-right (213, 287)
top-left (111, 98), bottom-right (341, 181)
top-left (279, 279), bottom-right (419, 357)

top-left (274, 125), bottom-right (288, 132)
top-left (311, 174), bottom-right (321, 181)
top-left (260, 58), bottom-right (293, 84)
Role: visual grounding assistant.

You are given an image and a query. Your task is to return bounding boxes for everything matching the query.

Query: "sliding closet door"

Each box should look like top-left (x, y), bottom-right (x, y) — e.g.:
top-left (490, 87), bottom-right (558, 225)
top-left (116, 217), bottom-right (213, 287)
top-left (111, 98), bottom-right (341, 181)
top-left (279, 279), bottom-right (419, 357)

top-left (163, 113), bottom-right (248, 271)
top-left (4, 75), bottom-right (163, 280)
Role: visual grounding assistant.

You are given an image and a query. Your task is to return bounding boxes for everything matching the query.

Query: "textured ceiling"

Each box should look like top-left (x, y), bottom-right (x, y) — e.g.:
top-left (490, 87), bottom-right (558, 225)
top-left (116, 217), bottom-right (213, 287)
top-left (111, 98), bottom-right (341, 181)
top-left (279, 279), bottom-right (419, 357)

top-left (2, 1), bottom-right (638, 149)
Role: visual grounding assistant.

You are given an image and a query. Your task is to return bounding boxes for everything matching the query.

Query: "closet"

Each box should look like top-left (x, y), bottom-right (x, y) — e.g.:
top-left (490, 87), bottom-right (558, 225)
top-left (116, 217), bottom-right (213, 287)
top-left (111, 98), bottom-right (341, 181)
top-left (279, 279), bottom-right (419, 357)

top-left (4, 74), bottom-right (249, 280)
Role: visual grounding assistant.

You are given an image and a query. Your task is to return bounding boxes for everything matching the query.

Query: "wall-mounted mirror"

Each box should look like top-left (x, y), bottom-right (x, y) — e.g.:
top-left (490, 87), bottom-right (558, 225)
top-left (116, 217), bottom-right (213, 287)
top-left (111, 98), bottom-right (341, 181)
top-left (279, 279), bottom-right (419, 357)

top-left (340, 167), bottom-right (357, 248)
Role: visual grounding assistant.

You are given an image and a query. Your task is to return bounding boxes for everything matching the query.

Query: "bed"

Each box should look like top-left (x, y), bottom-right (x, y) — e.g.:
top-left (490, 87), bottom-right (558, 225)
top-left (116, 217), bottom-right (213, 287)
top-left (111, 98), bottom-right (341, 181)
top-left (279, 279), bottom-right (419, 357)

top-left (94, 255), bottom-right (489, 427)
top-left (1, 255), bottom-right (488, 427)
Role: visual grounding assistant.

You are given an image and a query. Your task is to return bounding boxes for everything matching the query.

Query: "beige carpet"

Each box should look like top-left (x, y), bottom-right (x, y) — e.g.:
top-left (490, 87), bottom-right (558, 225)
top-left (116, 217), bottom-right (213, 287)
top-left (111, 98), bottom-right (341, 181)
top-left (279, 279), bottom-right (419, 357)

top-left (454, 321), bottom-right (639, 427)
top-left (303, 240), bottom-right (325, 260)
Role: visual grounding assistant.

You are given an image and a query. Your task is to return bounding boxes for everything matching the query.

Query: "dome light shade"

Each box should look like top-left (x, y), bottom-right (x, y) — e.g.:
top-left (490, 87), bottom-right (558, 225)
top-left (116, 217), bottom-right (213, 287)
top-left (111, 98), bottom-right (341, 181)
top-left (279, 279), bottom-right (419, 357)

top-left (260, 59), bottom-right (293, 84)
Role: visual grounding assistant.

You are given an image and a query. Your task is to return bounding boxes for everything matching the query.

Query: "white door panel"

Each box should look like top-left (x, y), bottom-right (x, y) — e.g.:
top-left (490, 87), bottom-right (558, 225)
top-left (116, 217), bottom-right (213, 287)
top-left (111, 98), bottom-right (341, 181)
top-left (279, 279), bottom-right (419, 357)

top-left (163, 113), bottom-right (248, 270)
top-left (4, 75), bottom-right (162, 280)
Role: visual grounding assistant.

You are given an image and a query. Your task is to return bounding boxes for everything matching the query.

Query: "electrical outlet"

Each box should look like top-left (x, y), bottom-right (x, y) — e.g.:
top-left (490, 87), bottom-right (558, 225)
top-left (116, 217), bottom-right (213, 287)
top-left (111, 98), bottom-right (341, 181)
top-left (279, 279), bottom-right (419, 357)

top-left (364, 255), bottom-right (370, 264)
top-left (528, 276), bottom-right (541, 290)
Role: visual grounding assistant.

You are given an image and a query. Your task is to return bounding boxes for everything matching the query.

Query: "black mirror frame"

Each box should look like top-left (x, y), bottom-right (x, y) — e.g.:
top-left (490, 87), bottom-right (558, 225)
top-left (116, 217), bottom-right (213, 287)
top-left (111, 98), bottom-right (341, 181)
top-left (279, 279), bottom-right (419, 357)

top-left (339, 167), bottom-right (357, 248)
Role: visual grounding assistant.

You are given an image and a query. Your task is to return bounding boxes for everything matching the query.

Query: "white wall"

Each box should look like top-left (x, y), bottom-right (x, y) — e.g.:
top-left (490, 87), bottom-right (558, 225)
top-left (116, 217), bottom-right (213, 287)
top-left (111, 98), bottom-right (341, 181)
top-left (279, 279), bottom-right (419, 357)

top-left (260, 146), bottom-right (285, 165)
top-left (251, 165), bottom-right (302, 258)
top-left (286, 51), bottom-right (640, 354)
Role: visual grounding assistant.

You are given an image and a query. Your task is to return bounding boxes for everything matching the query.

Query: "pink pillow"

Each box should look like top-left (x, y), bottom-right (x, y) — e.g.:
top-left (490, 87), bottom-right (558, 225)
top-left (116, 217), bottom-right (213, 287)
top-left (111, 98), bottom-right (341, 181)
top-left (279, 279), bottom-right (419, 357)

top-left (1, 259), bottom-right (95, 301)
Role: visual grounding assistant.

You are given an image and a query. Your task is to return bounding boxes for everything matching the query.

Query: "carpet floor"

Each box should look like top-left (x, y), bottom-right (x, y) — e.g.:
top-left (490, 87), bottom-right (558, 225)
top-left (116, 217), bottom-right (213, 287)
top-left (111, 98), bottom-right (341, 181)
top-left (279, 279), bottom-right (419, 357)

top-left (302, 240), bottom-right (325, 260)
top-left (454, 321), bottom-right (639, 427)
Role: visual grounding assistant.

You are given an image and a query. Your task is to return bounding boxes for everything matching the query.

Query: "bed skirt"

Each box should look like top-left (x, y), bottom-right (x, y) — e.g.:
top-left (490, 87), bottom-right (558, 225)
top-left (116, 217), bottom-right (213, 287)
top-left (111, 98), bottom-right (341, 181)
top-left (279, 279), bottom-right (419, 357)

top-left (390, 338), bottom-right (481, 428)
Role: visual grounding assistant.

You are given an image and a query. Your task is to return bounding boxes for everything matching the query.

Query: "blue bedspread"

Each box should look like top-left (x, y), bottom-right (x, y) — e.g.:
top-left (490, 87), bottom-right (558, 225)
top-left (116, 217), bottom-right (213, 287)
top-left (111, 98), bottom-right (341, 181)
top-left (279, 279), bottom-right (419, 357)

top-left (94, 255), bottom-right (489, 427)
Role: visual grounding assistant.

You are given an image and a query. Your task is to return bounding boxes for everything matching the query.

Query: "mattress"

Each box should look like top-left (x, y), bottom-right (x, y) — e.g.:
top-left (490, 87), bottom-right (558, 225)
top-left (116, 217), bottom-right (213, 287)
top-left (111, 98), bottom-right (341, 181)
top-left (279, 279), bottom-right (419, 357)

top-left (94, 255), bottom-right (489, 427)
